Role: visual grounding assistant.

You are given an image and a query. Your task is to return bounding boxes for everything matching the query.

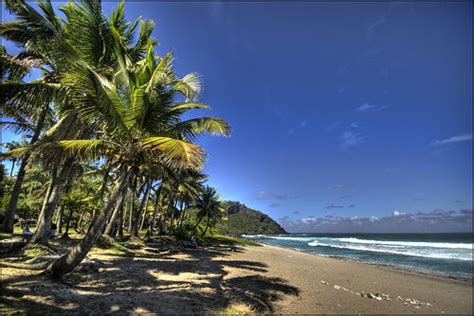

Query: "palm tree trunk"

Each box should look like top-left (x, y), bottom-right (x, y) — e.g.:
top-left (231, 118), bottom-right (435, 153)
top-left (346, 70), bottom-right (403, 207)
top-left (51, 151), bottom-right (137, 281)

top-left (128, 177), bottom-right (137, 233)
top-left (139, 186), bottom-right (152, 232)
top-left (75, 210), bottom-right (86, 233)
top-left (201, 216), bottom-right (211, 237)
top-left (29, 157), bottom-right (75, 245)
top-left (104, 188), bottom-right (127, 236)
top-left (56, 204), bottom-right (65, 234)
top-left (9, 159), bottom-right (16, 177)
top-left (118, 204), bottom-right (124, 237)
top-left (193, 215), bottom-right (204, 231)
top-left (132, 180), bottom-right (151, 237)
top-left (89, 163), bottom-right (111, 228)
top-left (1, 104), bottom-right (48, 233)
top-left (145, 184), bottom-right (162, 238)
top-left (45, 169), bottom-right (129, 279)
top-left (60, 207), bottom-right (74, 239)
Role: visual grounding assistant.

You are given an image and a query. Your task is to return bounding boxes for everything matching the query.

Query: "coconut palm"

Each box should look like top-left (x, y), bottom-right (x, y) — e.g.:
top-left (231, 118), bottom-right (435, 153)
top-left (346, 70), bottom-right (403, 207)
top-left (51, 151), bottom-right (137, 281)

top-left (193, 186), bottom-right (226, 236)
top-left (42, 18), bottom-right (229, 279)
top-left (1, 0), bottom-right (155, 237)
top-left (1, 43), bottom-right (51, 234)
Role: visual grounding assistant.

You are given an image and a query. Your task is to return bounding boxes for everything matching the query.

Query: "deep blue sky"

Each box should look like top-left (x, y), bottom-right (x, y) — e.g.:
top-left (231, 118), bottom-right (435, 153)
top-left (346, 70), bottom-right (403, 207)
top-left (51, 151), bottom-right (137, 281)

top-left (2, 1), bottom-right (472, 232)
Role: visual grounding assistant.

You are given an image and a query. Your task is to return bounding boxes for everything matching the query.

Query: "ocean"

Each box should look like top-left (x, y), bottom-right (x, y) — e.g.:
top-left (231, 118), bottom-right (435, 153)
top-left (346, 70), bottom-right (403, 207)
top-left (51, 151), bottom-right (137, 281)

top-left (243, 233), bottom-right (473, 279)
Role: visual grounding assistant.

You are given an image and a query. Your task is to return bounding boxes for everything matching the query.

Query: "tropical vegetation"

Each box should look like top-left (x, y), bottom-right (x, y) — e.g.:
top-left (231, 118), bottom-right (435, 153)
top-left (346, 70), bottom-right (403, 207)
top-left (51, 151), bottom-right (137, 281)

top-left (0, 0), bottom-right (231, 278)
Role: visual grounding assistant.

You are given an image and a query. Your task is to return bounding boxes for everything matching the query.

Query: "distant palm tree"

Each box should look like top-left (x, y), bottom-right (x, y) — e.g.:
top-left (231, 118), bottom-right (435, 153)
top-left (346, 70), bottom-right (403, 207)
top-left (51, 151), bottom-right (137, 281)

top-left (193, 186), bottom-right (226, 236)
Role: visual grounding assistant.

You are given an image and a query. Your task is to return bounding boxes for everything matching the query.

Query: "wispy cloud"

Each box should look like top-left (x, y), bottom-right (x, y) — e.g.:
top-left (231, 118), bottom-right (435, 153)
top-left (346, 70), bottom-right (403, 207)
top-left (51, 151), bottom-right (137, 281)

top-left (325, 204), bottom-right (345, 209)
top-left (340, 131), bottom-right (365, 149)
top-left (248, 191), bottom-right (289, 201)
top-left (356, 103), bottom-right (389, 112)
top-left (340, 195), bottom-right (353, 199)
top-left (326, 204), bottom-right (356, 209)
top-left (366, 3), bottom-right (395, 41)
top-left (431, 134), bottom-right (472, 146)
top-left (269, 203), bottom-right (281, 208)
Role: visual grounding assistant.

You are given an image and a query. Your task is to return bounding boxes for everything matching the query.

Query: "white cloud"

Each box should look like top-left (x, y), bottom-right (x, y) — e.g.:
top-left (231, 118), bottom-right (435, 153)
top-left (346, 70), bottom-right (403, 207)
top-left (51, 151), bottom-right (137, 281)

top-left (356, 103), bottom-right (388, 112)
top-left (392, 210), bottom-right (406, 217)
top-left (431, 134), bottom-right (472, 146)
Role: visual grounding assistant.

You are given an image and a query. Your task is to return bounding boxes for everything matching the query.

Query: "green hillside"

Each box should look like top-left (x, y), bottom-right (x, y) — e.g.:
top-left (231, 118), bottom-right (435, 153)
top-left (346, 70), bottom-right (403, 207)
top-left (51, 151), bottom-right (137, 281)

top-left (216, 201), bottom-right (287, 235)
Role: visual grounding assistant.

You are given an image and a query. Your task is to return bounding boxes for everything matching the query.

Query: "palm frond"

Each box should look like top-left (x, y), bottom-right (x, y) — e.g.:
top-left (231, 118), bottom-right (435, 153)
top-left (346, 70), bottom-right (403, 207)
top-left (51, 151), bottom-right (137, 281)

top-left (172, 72), bottom-right (202, 101)
top-left (129, 19), bottom-right (156, 62)
top-left (175, 117), bottom-right (231, 140)
top-left (62, 64), bottom-right (128, 134)
top-left (168, 102), bottom-right (210, 114)
top-left (56, 139), bottom-right (114, 160)
top-left (1, 81), bottom-right (61, 114)
top-left (141, 137), bottom-right (205, 170)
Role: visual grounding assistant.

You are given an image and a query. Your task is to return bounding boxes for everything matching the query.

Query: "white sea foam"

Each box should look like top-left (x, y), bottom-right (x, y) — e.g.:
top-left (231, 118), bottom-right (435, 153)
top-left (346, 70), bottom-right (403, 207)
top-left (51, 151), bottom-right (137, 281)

top-left (336, 237), bottom-right (473, 249)
top-left (264, 236), bottom-right (316, 242)
top-left (307, 241), bottom-right (472, 261)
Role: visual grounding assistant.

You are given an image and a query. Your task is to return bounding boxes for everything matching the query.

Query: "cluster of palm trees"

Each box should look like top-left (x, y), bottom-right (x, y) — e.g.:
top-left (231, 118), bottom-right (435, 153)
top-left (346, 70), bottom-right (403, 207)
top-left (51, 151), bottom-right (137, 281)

top-left (1, 0), bottom-right (229, 278)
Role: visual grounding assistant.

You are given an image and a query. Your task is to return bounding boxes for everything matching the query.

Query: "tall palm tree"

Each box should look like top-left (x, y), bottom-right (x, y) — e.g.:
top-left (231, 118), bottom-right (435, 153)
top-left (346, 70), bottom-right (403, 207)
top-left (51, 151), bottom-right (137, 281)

top-left (42, 11), bottom-right (229, 278)
top-left (1, 0), bottom-right (155, 237)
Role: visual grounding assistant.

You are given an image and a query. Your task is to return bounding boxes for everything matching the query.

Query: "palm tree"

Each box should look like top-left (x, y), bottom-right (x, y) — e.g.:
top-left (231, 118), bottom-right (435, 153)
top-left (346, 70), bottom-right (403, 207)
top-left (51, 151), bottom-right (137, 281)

top-left (42, 10), bottom-right (229, 278)
top-left (1, 0), bottom-right (155, 238)
top-left (0, 44), bottom-right (53, 233)
top-left (193, 186), bottom-right (226, 236)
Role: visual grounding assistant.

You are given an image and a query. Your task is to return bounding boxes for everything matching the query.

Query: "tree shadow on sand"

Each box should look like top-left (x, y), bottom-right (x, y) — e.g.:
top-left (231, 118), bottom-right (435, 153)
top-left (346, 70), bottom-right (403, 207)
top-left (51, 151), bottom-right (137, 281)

top-left (1, 242), bottom-right (299, 314)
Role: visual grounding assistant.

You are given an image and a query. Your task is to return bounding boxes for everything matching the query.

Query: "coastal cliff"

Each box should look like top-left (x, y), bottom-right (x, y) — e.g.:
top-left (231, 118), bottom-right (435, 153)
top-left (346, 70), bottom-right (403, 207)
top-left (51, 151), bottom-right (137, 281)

top-left (217, 201), bottom-right (287, 235)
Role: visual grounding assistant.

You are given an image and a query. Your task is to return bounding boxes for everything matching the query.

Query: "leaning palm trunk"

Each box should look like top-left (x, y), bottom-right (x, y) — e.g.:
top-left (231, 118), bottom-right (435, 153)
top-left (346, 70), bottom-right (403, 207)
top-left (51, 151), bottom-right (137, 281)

top-left (90, 163), bottom-right (111, 227)
top-left (9, 160), bottom-right (16, 177)
top-left (45, 169), bottom-right (129, 279)
top-left (60, 207), bottom-right (74, 239)
top-left (201, 217), bottom-right (211, 237)
top-left (131, 180), bottom-right (151, 238)
top-left (29, 157), bottom-right (75, 245)
top-left (193, 215), bottom-right (204, 231)
top-left (139, 189), bottom-right (152, 231)
top-left (1, 106), bottom-right (48, 233)
top-left (104, 188), bottom-right (127, 236)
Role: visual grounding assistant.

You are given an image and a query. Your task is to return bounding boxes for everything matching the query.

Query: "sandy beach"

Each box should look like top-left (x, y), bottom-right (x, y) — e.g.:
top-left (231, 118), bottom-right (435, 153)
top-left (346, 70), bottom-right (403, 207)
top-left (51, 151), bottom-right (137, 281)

top-left (1, 242), bottom-right (472, 314)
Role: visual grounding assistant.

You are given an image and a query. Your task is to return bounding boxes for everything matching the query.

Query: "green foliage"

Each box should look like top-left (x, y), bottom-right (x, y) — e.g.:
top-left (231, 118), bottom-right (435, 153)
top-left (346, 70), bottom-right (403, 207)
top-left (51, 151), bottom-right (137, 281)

top-left (216, 201), bottom-right (287, 235)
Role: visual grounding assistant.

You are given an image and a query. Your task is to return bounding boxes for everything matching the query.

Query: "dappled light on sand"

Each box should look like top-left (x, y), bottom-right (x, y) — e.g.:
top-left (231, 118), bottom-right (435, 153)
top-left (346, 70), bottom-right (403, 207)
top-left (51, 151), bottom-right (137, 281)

top-left (1, 242), bottom-right (299, 314)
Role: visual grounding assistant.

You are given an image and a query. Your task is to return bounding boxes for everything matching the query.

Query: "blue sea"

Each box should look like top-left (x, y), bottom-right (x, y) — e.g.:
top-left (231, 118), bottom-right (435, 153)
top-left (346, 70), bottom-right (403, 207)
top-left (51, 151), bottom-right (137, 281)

top-left (243, 233), bottom-right (473, 279)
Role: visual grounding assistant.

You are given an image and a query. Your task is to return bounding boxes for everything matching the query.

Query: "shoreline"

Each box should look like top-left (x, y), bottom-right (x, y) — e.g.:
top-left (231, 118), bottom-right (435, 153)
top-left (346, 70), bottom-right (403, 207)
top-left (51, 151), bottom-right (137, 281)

top-left (253, 241), bottom-right (473, 283)
top-left (238, 243), bottom-right (473, 314)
